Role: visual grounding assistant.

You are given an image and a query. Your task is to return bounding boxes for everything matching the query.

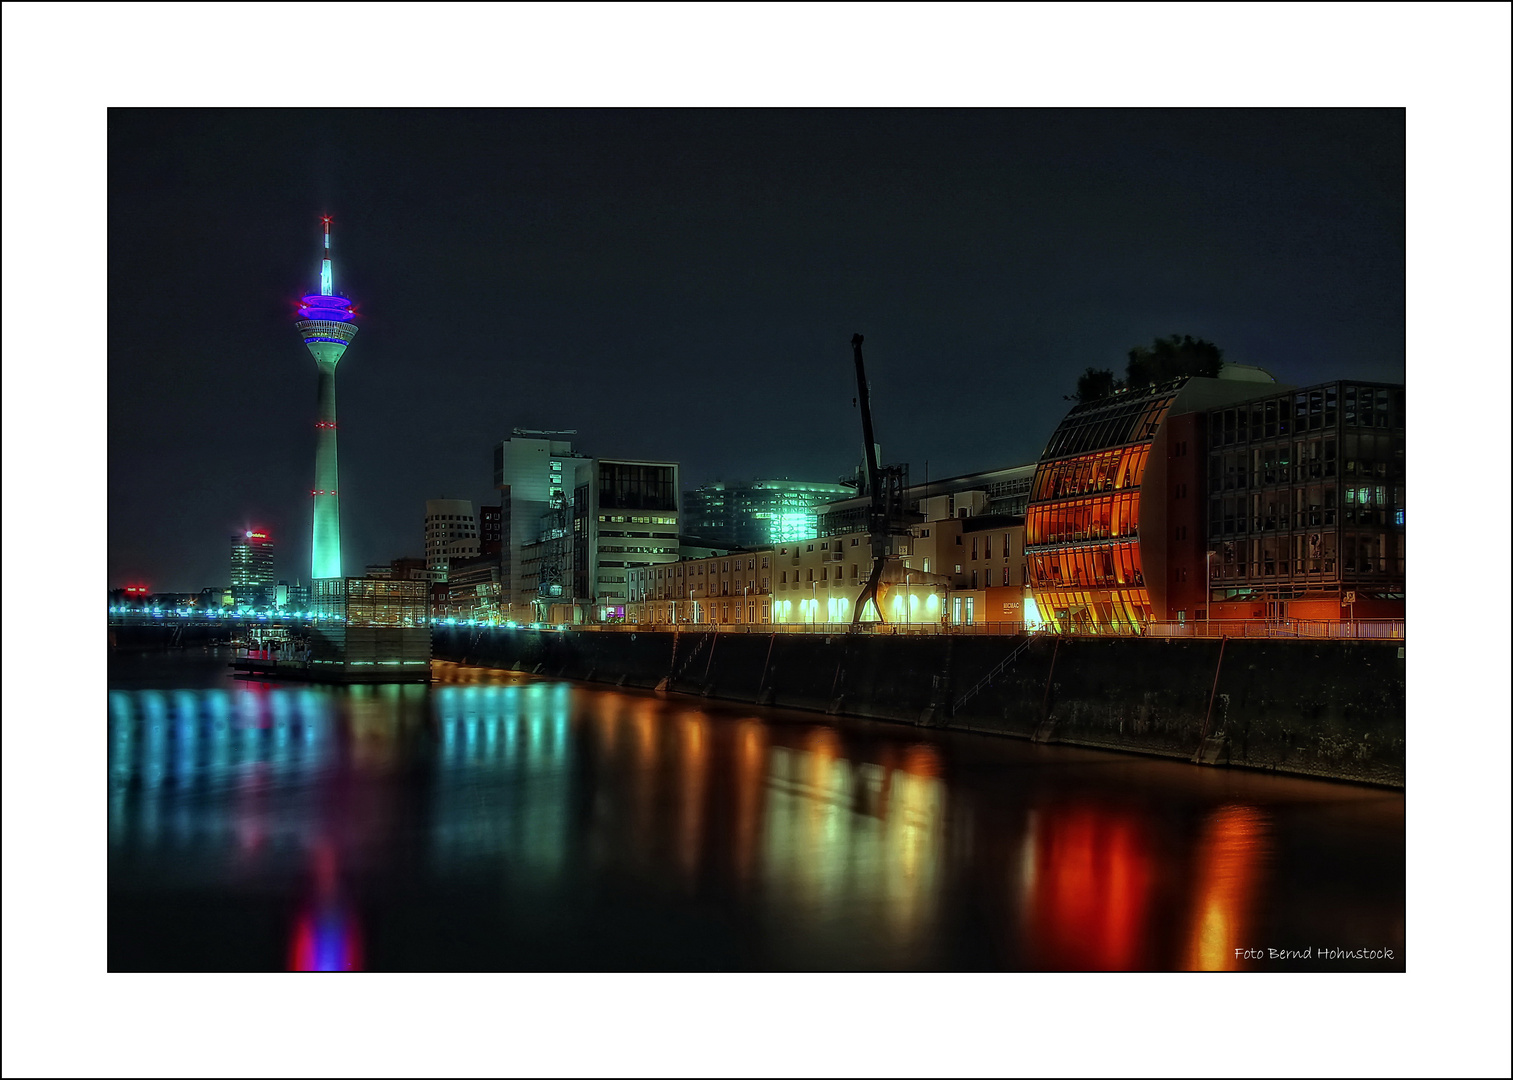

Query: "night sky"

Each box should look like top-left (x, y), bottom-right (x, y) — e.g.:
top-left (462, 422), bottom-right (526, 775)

top-left (108, 109), bottom-right (1404, 592)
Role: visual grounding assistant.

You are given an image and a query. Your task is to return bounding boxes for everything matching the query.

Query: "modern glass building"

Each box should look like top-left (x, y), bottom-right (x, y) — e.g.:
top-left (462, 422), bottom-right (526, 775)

top-left (1205, 381), bottom-right (1404, 617)
top-left (685, 479), bottom-right (858, 548)
top-left (1024, 383), bottom-right (1185, 632)
top-left (1026, 371), bottom-right (1404, 632)
top-left (1025, 371), bottom-right (1295, 633)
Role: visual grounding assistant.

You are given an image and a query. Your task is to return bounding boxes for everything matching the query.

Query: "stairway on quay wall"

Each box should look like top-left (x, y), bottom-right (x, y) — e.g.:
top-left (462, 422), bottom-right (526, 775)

top-left (435, 628), bottom-right (1405, 787)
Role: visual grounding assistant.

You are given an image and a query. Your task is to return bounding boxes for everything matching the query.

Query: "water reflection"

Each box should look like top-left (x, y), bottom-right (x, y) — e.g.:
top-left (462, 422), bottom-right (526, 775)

top-left (1183, 806), bottom-right (1272, 971)
top-left (108, 661), bottom-right (1400, 971)
top-left (288, 844), bottom-right (363, 972)
top-left (1019, 806), bottom-right (1155, 970)
top-left (430, 680), bottom-right (570, 877)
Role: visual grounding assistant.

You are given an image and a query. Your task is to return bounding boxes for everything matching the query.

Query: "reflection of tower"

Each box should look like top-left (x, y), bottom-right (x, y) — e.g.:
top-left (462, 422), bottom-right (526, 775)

top-left (295, 217), bottom-right (358, 582)
top-left (288, 842), bottom-right (363, 972)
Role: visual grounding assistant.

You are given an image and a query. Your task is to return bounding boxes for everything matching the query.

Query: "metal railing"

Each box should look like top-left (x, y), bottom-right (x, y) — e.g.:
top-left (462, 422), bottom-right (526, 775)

top-left (596, 618), bottom-right (1405, 640)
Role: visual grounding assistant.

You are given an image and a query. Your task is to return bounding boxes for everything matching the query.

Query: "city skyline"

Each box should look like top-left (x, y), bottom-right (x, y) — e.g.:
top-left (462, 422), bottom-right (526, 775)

top-left (109, 109), bottom-right (1406, 591)
top-left (10, 5), bottom-right (1507, 1076)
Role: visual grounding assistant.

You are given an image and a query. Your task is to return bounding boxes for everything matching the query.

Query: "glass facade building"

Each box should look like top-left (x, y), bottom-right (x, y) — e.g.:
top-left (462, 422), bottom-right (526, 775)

top-left (1206, 381), bottom-right (1404, 605)
top-left (684, 479), bottom-right (856, 549)
top-left (1025, 381), bottom-right (1184, 632)
top-left (1026, 374), bottom-right (1404, 632)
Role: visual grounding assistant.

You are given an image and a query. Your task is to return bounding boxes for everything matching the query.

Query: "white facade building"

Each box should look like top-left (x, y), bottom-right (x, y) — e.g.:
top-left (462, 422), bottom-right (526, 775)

top-left (424, 499), bottom-right (479, 579)
top-left (493, 434), bottom-right (588, 614)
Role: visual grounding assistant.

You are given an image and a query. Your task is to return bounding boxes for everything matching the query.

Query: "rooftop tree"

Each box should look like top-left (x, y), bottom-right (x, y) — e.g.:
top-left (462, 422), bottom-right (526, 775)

top-left (1068, 334), bottom-right (1226, 403)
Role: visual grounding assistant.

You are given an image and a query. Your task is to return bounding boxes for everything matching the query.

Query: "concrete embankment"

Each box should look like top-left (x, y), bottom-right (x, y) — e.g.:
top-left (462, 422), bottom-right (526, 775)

top-left (109, 624), bottom-right (238, 650)
top-left (435, 626), bottom-right (1405, 786)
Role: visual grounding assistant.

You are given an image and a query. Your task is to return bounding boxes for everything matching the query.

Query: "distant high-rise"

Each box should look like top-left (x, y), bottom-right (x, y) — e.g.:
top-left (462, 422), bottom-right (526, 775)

top-left (425, 499), bottom-right (479, 578)
top-left (493, 433), bottom-right (587, 613)
top-left (230, 530), bottom-right (274, 607)
top-left (684, 479), bottom-right (857, 549)
top-left (295, 216), bottom-right (358, 581)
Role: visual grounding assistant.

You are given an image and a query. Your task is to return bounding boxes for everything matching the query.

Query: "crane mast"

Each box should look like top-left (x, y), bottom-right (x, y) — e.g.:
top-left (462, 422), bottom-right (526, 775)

top-left (850, 333), bottom-right (890, 627)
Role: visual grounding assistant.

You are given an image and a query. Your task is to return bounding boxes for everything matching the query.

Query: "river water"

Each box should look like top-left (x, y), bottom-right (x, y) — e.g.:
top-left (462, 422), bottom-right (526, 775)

top-left (107, 649), bottom-right (1405, 971)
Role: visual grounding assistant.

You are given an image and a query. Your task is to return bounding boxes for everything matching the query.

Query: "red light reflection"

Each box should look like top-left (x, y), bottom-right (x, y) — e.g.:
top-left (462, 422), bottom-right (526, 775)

top-left (1021, 806), bottom-right (1154, 970)
top-left (288, 843), bottom-right (363, 972)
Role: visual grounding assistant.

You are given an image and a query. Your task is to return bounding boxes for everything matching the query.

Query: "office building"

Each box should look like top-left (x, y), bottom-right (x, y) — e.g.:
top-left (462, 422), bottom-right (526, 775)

top-left (493, 432), bottom-right (588, 614)
top-left (424, 499), bottom-right (479, 578)
top-left (1198, 380), bottom-right (1405, 622)
top-left (571, 457), bottom-right (681, 620)
top-left (684, 479), bottom-right (857, 549)
top-left (229, 530), bottom-right (274, 608)
top-left (308, 577), bottom-right (432, 682)
top-left (479, 503), bottom-right (503, 558)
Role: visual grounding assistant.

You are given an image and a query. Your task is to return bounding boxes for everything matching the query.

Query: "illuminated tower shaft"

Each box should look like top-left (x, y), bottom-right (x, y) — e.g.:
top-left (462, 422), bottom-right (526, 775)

top-left (295, 217), bottom-right (358, 581)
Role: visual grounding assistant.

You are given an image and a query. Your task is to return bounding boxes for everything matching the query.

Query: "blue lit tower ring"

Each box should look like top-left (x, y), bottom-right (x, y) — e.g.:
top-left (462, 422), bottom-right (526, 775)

top-left (295, 216), bottom-right (358, 582)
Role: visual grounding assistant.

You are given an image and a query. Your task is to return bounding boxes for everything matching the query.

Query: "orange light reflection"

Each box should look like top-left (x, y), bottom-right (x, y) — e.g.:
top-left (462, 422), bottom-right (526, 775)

top-left (1182, 805), bottom-right (1270, 971)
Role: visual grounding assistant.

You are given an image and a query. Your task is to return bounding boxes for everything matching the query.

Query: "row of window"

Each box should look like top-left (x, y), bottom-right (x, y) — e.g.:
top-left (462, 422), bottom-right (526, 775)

top-left (1209, 486), bottom-right (1403, 535)
top-left (1210, 434), bottom-right (1403, 492)
top-left (632, 600), bottom-right (772, 625)
top-left (1027, 540), bottom-right (1145, 591)
top-left (1209, 385), bottom-right (1402, 447)
top-left (1212, 532), bottom-right (1404, 579)
top-left (957, 532), bottom-right (1017, 561)
top-left (1025, 492), bottom-right (1142, 547)
top-left (1029, 446), bottom-right (1149, 502)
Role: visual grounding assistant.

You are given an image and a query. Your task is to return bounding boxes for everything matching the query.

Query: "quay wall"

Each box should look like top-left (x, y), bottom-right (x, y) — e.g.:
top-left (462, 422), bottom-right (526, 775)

top-left (108, 624), bottom-right (237, 650)
top-left (435, 627), bottom-right (1405, 786)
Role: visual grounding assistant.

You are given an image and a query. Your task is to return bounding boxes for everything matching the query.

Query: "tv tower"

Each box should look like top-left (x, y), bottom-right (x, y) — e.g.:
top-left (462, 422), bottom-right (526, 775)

top-left (295, 216), bottom-right (357, 581)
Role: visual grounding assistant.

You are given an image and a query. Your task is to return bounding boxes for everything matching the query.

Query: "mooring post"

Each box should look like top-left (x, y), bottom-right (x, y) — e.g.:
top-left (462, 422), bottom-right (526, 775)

top-left (1039, 637), bottom-right (1061, 724)
top-left (1195, 635), bottom-right (1229, 758)
top-left (756, 632), bottom-right (777, 701)
top-left (703, 630), bottom-right (719, 682)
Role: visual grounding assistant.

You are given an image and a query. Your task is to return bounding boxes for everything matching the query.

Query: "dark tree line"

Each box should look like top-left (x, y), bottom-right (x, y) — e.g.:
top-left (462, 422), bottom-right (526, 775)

top-left (1069, 334), bottom-right (1225, 404)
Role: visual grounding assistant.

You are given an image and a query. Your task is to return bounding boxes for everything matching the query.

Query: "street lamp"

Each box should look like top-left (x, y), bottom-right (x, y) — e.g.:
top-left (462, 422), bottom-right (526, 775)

top-left (1205, 550), bottom-right (1215, 637)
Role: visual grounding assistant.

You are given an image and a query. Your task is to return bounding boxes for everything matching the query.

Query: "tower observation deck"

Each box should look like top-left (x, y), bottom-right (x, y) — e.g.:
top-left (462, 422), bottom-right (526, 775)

top-left (295, 217), bottom-right (357, 581)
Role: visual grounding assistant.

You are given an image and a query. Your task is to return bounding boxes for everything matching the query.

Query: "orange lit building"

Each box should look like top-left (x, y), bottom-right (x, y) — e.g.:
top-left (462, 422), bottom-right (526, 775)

top-left (1027, 373), bottom-right (1405, 631)
top-left (1026, 372), bottom-right (1288, 632)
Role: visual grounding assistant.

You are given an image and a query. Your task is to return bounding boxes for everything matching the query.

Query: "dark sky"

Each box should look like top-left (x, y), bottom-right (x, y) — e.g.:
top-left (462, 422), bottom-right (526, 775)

top-left (108, 109), bottom-right (1404, 592)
